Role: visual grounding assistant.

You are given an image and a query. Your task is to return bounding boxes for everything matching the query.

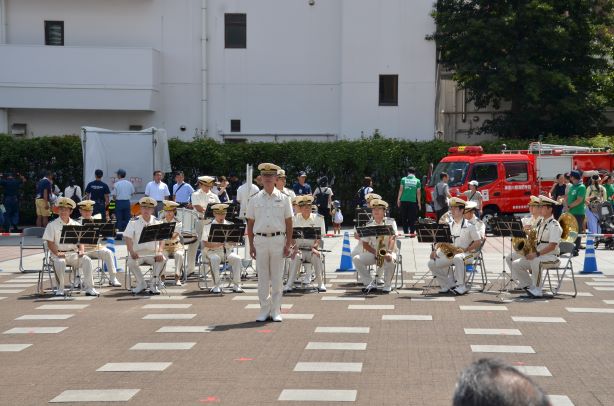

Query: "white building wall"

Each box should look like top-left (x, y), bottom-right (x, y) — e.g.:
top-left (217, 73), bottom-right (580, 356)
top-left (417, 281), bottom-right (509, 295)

top-left (0, 0), bottom-right (437, 141)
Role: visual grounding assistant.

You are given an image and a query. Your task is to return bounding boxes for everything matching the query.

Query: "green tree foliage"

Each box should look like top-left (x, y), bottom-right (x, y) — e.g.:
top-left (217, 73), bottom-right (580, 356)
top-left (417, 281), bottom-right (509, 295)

top-left (430, 0), bottom-right (614, 138)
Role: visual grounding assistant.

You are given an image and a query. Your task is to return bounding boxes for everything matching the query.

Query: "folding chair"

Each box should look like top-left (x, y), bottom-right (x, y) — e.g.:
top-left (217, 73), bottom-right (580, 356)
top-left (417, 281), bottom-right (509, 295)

top-left (393, 239), bottom-right (404, 289)
top-left (539, 241), bottom-right (577, 297)
top-left (466, 240), bottom-right (488, 292)
top-left (124, 255), bottom-right (167, 293)
top-left (36, 241), bottom-right (54, 295)
top-left (19, 227), bottom-right (45, 273)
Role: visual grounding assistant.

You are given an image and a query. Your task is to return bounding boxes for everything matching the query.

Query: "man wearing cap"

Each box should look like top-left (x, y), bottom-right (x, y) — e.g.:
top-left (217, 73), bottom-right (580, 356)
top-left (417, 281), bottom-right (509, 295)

top-left (145, 170), bottom-right (170, 216)
top-left (397, 167), bottom-right (422, 236)
top-left (512, 196), bottom-right (562, 297)
top-left (186, 176), bottom-right (221, 274)
top-left (172, 171), bottom-right (195, 208)
top-left (293, 171), bottom-right (312, 196)
top-left (428, 197), bottom-right (481, 295)
top-left (123, 197), bottom-right (168, 294)
top-left (77, 200), bottom-right (122, 287)
top-left (276, 169), bottom-right (296, 200)
top-left (285, 195), bottom-right (326, 293)
top-left (112, 169), bottom-right (135, 232)
top-left (43, 197), bottom-right (98, 296)
top-left (505, 196), bottom-right (542, 280)
top-left (566, 170), bottom-right (585, 255)
top-left (161, 200), bottom-right (184, 286)
top-left (350, 193), bottom-right (382, 283)
top-left (247, 163), bottom-right (293, 322)
top-left (352, 199), bottom-right (398, 293)
top-left (463, 201), bottom-right (485, 240)
top-left (201, 203), bottom-right (244, 293)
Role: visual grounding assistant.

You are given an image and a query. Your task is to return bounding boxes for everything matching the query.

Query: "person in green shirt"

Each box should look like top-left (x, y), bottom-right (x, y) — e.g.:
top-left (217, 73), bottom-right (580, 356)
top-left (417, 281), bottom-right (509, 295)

top-left (603, 173), bottom-right (614, 202)
top-left (396, 167), bottom-right (421, 235)
top-left (566, 170), bottom-right (586, 255)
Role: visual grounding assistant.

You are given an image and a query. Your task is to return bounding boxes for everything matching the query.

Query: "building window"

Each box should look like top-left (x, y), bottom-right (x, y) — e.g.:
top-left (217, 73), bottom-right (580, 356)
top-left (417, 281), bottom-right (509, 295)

top-left (129, 125), bottom-right (143, 131)
top-left (225, 14), bottom-right (246, 49)
top-left (379, 75), bottom-right (398, 106)
top-left (230, 119), bottom-right (241, 133)
top-left (45, 21), bottom-right (64, 46)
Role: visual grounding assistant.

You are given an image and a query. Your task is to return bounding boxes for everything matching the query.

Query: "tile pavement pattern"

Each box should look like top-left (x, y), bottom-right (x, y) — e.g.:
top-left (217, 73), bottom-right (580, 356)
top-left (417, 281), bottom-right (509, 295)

top-left (0, 234), bottom-right (613, 405)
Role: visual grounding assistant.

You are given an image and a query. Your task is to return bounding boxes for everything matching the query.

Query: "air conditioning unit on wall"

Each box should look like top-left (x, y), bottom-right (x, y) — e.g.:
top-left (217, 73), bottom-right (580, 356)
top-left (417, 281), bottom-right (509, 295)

top-left (10, 123), bottom-right (27, 137)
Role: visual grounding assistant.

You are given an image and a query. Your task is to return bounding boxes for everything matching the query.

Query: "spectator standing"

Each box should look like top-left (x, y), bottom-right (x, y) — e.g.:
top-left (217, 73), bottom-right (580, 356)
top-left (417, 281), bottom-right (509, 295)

top-left (35, 171), bottom-right (53, 227)
top-left (463, 180), bottom-right (482, 218)
top-left (585, 173), bottom-right (607, 234)
top-left (85, 169), bottom-right (111, 221)
top-left (549, 173), bottom-right (568, 219)
top-left (113, 169), bottom-right (135, 231)
top-left (226, 172), bottom-right (241, 202)
top-left (567, 170), bottom-right (586, 255)
top-left (313, 176), bottom-right (333, 232)
top-left (212, 176), bottom-right (230, 203)
top-left (603, 173), bottom-right (614, 202)
top-left (171, 171), bottom-right (194, 207)
top-left (397, 167), bottom-right (422, 235)
top-left (356, 177), bottom-right (374, 208)
top-left (293, 171), bottom-right (312, 196)
top-left (64, 179), bottom-right (82, 219)
top-left (0, 172), bottom-right (25, 232)
top-left (145, 170), bottom-right (170, 215)
top-left (433, 172), bottom-right (451, 222)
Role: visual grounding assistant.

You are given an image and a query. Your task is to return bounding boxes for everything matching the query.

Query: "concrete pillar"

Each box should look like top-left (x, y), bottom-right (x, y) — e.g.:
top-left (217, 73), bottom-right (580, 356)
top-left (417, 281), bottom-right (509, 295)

top-left (0, 109), bottom-right (8, 135)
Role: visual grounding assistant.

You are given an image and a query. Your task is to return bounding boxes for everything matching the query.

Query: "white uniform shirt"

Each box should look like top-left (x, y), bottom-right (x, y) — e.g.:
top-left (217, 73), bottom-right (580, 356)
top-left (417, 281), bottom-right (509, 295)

top-left (145, 181), bottom-right (170, 201)
top-left (163, 217), bottom-right (183, 248)
top-left (450, 218), bottom-right (480, 250)
top-left (123, 215), bottom-right (162, 255)
top-left (468, 217), bottom-right (486, 239)
top-left (293, 213), bottom-right (325, 249)
top-left (202, 218), bottom-right (235, 252)
top-left (237, 183), bottom-right (260, 218)
top-left (522, 215), bottom-right (542, 228)
top-left (280, 187), bottom-right (296, 200)
top-left (43, 217), bottom-right (81, 253)
top-left (536, 216), bottom-right (562, 255)
top-left (246, 188), bottom-right (293, 234)
top-left (191, 189), bottom-right (220, 216)
top-left (360, 218), bottom-right (398, 250)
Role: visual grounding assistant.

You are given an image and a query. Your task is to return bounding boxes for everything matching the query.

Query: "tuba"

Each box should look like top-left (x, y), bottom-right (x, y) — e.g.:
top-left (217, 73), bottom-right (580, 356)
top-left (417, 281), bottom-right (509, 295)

top-left (435, 242), bottom-right (464, 259)
top-left (559, 212), bottom-right (579, 242)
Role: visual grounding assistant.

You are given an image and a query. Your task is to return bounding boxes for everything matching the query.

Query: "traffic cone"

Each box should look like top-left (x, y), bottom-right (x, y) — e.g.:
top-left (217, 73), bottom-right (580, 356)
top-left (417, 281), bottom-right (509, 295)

top-left (336, 231), bottom-right (355, 272)
top-left (104, 237), bottom-right (123, 273)
top-left (580, 234), bottom-right (602, 274)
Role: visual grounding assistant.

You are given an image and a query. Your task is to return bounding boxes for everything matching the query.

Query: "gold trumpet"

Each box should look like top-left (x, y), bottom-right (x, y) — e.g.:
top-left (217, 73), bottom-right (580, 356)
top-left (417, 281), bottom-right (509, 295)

top-left (435, 242), bottom-right (463, 258)
top-left (376, 236), bottom-right (387, 267)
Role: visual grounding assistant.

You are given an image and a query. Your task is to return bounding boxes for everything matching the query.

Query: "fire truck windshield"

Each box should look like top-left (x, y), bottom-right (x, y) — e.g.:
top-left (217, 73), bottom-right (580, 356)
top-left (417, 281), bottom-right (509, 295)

top-left (429, 161), bottom-right (469, 187)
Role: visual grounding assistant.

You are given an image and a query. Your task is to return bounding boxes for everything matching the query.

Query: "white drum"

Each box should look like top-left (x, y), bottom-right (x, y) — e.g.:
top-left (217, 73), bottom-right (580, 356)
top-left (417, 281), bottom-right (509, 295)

top-left (176, 208), bottom-right (200, 245)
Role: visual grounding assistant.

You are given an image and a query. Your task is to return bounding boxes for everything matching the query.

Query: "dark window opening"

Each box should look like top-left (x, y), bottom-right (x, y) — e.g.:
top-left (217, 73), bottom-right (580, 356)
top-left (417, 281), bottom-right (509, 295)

top-left (225, 14), bottom-right (246, 48)
top-left (45, 21), bottom-right (64, 46)
top-left (379, 74), bottom-right (398, 106)
top-left (230, 119), bottom-right (241, 133)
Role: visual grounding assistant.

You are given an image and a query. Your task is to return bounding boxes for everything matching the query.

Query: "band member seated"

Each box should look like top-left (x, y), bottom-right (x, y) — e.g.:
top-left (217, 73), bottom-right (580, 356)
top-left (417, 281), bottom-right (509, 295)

top-left (285, 195), bottom-right (326, 293)
top-left (352, 193), bottom-right (382, 283)
top-left (161, 200), bottom-right (184, 286)
top-left (463, 201), bottom-right (485, 240)
top-left (201, 203), bottom-right (244, 293)
top-left (511, 196), bottom-right (562, 298)
top-left (124, 196), bottom-right (167, 294)
top-left (427, 197), bottom-right (481, 295)
top-left (43, 197), bottom-right (98, 296)
top-left (77, 200), bottom-right (121, 287)
top-left (186, 176), bottom-right (221, 274)
top-left (505, 195), bottom-right (541, 282)
top-left (352, 199), bottom-right (398, 293)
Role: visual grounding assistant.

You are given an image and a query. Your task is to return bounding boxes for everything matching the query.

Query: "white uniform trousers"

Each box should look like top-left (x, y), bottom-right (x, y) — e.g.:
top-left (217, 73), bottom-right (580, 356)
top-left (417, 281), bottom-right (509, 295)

top-left (207, 250), bottom-right (242, 288)
top-left (505, 252), bottom-right (524, 285)
top-left (128, 255), bottom-right (167, 287)
top-left (427, 252), bottom-right (469, 290)
top-left (164, 248), bottom-right (184, 278)
top-left (53, 253), bottom-right (94, 290)
top-left (254, 235), bottom-right (285, 317)
top-left (86, 248), bottom-right (118, 278)
top-left (287, 249), bottom-right (323, 288)
top-left (511, 255), bottom-right (558, 288)
top-left (352, 251), bottom-right (397, 289)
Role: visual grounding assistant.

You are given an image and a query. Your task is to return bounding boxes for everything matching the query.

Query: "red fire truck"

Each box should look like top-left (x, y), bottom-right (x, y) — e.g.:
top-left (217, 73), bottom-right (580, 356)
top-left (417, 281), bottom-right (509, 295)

top-left (425, 143), bottom-right (614, 221)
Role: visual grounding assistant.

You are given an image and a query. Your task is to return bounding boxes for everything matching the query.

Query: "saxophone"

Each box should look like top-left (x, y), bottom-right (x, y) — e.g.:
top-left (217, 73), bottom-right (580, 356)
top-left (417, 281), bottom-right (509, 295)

top-left (435, 242), bottom-right (464, 259)
top-left (512, 228), bottom-right (538, 256)
top-left (376, 236), bottom-right (387, 267)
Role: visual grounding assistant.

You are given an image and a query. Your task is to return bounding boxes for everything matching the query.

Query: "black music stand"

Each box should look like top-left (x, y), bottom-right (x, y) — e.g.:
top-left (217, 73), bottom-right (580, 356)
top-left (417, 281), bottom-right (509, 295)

top-left (292, 227), bottom-right (322, 242)
top-left (354, 208), bottom-right (373, 228)
top-left (82, 219), bottom-right (117, 239)
top-left (489, 216), bottom-right (525, 297)
top-left (60, 225), bottom-right (100, 246)
top-left (411, 223), bottom-right (453, 289)
top-left (138, 223), bottom-right (176, 245)
top-left (206, 223), bottom-right (246, 291)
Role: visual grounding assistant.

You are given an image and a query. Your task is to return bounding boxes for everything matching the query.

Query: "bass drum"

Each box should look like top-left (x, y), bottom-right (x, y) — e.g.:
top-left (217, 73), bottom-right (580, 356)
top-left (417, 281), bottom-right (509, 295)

top-left (175, 208), bottom-right (200, 245)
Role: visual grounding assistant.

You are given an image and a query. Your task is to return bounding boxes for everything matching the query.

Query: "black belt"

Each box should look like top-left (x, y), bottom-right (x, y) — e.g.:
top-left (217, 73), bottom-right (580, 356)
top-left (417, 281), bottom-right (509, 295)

top-left (255, 232), bottom-right (285, 237)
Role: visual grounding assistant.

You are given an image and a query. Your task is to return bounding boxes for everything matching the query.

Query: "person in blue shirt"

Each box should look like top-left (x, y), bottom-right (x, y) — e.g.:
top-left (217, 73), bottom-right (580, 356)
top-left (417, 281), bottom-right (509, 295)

top-left (171, 171), bottom-right (195, 207)
top-left (292, 171), bottom-right (312, 196)
top-left (85, 169), bottom-right (111, 221)
top-left (0, 172), bottom-right (25, 232)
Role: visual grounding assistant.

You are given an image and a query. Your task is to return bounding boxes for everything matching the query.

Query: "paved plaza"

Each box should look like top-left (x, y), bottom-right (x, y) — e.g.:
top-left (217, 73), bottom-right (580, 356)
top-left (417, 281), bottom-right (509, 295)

top-left (0, 230), bottom-right (613, 405)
